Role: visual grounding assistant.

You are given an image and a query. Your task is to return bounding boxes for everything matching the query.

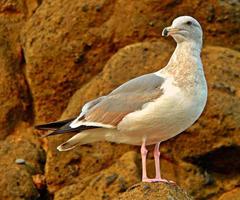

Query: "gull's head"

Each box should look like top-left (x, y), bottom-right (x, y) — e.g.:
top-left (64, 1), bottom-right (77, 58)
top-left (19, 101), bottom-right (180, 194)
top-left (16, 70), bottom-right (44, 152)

top-left (162, 16), bottom-right (202, 47)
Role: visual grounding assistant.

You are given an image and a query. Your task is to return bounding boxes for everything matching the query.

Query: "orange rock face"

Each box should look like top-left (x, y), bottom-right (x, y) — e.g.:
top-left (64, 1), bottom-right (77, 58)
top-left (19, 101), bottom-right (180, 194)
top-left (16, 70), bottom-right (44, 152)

top-left (0, 0), bottom-right (239, 200)
top-left (21, 0), bottom-right (240, 123)
top-left (218, 188), bottom-right (240, 200)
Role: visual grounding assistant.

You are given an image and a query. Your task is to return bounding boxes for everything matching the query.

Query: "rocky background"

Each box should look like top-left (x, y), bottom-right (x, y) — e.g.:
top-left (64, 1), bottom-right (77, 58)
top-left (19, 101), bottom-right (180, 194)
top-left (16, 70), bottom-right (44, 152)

top-left (0, 0), bottom-right (239, 199)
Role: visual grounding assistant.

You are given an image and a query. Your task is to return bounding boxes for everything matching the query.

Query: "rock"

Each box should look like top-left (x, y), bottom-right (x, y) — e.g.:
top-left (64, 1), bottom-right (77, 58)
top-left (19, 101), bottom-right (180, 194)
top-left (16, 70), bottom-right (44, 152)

top-left (0, 2), bottom-right (44, 197)
top-left (23, 0), bottom-right (41, 17)
top-left (0, 0), bottom-right (41, 139)
top-left (21, 0), bottom-right (240, 123)
top-left (0, 0), bottom-right (40, 17)
top-left (0, 164), bottom-right (39, 200)
top-left (45, 140), bottom-right (136, 193)
top-left (54, 151), bottom-right (140, 200)
top-left (0, 123), bottom-right (46, 200)
top-left (0, 35), bottom-right (31, 139)
top-left (21, 0), bottom-right (121, 123)
top-left (15, 158), bottom-right (26, 164)
top-left (113, 182), bottom-right (193, 200)
top-left (218, 188), bottom-right (240, 200)
top-left (32, 174), bottom-right (46, 190)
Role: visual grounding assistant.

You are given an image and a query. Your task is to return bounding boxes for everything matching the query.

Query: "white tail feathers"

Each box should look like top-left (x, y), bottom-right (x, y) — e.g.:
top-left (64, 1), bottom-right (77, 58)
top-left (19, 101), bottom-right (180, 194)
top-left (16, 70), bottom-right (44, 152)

top-left (70, 120), bottom-right (115, 129)
top-left (57, 129), bottom-right (107, 151)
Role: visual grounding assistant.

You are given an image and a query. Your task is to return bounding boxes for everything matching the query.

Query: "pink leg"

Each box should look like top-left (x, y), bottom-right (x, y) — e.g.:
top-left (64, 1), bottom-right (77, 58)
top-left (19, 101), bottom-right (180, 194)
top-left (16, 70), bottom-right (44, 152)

top-left (154, 142), bottom-right (161, 179)
top-left (141, 141), bottom-right (174, 183)
top-left (141, 138), bottom-right (148, 180)
top-left (153, 142), bottom-right (175, 183)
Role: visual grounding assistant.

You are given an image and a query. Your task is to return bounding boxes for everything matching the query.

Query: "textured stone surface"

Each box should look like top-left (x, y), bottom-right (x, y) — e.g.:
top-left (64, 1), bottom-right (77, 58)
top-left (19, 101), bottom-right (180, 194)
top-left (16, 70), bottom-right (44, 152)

top-left (0, 1), bottom-right (44, 198)
top-left (0, 36), bottom-right (28, 139)
top-left (0, 123), bottom-right (46, 200)
top-left (21, 0), bottom-right (240, 123)
top-left (0, 0), bottom-right (40, 139)
top-left (45, 141), bottom-right (136, 193)
top-left (54, 151), bottom-right (140, 200)
top-left (218, 188), bottom-right (240, 200)
top-left (21, 0), bottom-right (121, 123)
top-left (114, 182), bottom-right (193, 200)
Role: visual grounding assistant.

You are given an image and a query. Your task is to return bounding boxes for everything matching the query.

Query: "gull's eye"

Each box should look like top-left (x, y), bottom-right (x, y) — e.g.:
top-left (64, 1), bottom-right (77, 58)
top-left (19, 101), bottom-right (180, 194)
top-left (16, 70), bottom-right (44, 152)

top-left (186, 21), bottom-right (192, 26)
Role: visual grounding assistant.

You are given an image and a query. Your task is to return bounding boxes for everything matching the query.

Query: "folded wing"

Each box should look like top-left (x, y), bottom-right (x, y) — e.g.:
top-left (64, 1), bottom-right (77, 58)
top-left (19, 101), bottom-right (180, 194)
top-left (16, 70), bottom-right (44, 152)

top-left (70, 73), bottom-right (165, 128)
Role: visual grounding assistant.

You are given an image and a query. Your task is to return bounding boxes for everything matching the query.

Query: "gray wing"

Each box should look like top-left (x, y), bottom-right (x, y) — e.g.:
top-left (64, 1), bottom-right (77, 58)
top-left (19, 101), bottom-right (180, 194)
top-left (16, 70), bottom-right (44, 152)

top-left (110, 73), bottom-right (165, 95)
top-left (80, 96), bottom-right (106, 117)
top-left (81, 73), bottom-right (165, 126)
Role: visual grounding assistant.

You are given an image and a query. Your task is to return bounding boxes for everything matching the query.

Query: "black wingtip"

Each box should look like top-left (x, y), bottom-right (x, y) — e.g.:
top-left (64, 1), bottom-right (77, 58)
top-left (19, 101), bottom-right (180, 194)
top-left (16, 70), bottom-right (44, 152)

top-left (34, 117), bottom-right (76, 131)
top-left (35, 125), bottom-right (55, 131)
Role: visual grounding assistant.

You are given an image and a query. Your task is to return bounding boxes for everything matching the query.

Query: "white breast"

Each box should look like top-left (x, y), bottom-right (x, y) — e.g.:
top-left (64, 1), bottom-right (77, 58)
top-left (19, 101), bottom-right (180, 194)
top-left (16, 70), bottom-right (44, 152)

top-left (115, 75), bottom-right (207, 145)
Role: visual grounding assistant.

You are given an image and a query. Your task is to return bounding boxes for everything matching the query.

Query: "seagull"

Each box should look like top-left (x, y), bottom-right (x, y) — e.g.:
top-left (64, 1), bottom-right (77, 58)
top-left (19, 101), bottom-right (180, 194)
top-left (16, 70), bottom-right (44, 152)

top-left (36, 16), bottom-right (207, 183)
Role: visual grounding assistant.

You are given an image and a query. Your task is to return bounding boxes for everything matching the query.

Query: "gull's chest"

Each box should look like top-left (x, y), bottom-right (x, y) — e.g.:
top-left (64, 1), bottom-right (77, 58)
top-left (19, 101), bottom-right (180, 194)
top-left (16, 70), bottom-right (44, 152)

top-left (117, 76), bottom-right (207, 144)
